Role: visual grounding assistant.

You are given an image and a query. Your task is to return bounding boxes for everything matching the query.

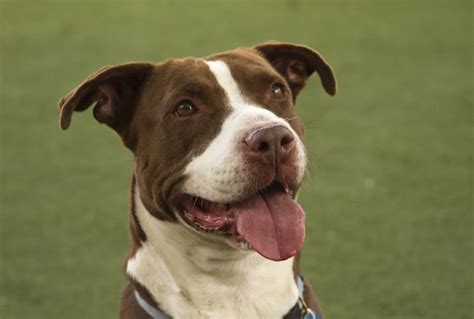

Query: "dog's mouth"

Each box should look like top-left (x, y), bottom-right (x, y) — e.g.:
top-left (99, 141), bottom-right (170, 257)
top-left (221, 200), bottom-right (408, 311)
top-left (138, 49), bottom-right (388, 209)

top-left (175, 182), bottom-right (305, 261)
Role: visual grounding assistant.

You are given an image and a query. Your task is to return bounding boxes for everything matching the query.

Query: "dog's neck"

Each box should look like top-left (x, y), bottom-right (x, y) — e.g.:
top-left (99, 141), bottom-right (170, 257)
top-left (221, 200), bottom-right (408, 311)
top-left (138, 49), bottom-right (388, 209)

top-left (126, 187), bottom-right (299, 319)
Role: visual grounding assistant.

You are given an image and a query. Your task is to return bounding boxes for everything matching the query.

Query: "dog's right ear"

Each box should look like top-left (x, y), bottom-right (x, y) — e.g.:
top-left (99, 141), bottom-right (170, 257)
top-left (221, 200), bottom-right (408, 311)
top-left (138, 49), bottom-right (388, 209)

top-left (58, 62), bottom-right (154, 132)
top-left (255, 41), bottom-right (337, 99)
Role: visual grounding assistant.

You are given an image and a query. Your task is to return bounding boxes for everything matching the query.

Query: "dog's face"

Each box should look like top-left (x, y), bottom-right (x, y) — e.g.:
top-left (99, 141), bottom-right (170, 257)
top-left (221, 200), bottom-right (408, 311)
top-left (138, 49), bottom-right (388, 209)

top-left (59, 42), bottom-right (336, 261)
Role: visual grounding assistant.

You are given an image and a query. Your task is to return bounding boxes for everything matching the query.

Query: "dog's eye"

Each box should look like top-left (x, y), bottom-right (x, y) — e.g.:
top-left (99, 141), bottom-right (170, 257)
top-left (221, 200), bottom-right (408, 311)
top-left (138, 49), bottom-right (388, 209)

top-left (271, 83), bottom-right (285, 99)
top-left (174, 101), bottom-right (197, 117)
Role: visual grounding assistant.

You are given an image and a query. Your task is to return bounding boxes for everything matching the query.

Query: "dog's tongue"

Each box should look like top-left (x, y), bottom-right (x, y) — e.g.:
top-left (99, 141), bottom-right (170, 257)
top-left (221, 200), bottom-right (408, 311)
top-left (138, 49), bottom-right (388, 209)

top-left (233, 187), bottom-right (305, 261)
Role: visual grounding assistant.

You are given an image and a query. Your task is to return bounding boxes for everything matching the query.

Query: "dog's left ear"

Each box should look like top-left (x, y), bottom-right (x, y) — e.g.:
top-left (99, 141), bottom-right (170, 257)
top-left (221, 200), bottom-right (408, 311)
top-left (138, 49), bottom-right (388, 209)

top-left (254, 41), bottom-right (337, 99)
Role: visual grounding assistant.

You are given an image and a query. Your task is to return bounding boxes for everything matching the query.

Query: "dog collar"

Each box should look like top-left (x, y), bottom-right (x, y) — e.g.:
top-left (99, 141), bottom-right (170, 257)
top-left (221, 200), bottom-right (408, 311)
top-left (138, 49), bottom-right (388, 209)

top-left (134, 291), bottom-right (171, 319)
top-left (283, 275), bottom-right (321, 319)
top-left (134, 275), bottom-right (320, 319)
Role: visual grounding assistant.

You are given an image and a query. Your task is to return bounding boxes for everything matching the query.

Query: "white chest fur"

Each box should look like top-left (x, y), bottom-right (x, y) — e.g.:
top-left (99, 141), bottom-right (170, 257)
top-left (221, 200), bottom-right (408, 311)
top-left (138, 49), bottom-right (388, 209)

top-left (126, 188), bottom-right (299, 319)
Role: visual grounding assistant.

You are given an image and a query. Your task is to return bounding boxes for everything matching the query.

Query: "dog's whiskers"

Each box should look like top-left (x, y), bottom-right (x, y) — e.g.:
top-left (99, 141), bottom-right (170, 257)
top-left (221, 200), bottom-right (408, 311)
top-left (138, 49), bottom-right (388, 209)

top-left (285, 116), bottom-right (300, 122)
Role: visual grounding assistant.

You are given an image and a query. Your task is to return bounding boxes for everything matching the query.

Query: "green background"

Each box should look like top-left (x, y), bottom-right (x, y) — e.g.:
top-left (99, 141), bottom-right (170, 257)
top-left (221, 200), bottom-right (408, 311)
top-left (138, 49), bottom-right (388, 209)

top-left (1, 1), bottom-right (472, 318)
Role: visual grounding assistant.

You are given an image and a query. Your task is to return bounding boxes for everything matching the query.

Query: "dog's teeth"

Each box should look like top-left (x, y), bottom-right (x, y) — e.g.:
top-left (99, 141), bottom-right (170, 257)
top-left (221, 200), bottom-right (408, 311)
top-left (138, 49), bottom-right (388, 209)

top-left (239, 242), bottom-right (252, 251)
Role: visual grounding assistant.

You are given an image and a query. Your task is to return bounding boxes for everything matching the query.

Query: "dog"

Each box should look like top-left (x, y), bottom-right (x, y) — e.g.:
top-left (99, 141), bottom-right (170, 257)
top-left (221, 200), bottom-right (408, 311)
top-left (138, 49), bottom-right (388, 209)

top-left (58, 41), bottom-right (336, 319)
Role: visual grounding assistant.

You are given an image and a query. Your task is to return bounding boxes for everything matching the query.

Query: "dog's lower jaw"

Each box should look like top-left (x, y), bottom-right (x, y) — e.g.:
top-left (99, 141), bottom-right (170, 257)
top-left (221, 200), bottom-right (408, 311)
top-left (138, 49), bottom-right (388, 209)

top-left (126, 187), bottom-right (299, 319)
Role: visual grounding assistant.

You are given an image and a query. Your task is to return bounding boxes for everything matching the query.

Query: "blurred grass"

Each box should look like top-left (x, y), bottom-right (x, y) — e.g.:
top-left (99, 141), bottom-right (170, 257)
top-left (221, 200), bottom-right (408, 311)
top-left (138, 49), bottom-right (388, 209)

top-left (0, 0), bottom-right (472, 318)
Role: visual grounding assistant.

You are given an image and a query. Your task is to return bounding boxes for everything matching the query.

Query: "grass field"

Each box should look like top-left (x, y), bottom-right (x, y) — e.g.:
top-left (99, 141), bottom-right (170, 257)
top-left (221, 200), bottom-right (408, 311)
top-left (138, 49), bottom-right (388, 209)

top-left (1, 1), bottom-right (472, 318)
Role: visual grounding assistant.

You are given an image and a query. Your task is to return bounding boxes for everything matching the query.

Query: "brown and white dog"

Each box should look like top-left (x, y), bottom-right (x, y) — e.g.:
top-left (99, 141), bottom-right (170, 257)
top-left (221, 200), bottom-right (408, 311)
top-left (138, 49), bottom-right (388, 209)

top-left (58, 41), bottom-right (336, 319)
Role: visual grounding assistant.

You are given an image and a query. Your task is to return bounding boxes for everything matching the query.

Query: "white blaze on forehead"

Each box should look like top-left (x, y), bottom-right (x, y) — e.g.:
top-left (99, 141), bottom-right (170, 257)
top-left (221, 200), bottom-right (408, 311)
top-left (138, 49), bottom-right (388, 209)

top-left (205, 60), bottom-right (246, 108)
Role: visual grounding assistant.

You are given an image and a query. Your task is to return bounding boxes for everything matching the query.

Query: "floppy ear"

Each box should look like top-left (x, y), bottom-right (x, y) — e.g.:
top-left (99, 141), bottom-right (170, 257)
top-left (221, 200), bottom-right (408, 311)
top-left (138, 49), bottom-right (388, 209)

top-left (254, 41), bottom-right (337, 99)
top-left (58, 62), bottom-right (154, 132)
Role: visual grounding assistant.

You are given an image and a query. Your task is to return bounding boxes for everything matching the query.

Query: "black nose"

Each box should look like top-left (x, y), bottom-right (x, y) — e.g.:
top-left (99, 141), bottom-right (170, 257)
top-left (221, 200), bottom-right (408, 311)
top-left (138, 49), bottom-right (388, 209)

top-left (243, 125), bottom-right (295, 165)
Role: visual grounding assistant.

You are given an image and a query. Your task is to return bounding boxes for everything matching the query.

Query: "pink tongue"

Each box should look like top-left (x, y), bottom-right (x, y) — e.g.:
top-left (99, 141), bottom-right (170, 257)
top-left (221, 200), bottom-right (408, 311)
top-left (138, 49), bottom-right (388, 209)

top-left (233, 188), bottom-right (305, 261)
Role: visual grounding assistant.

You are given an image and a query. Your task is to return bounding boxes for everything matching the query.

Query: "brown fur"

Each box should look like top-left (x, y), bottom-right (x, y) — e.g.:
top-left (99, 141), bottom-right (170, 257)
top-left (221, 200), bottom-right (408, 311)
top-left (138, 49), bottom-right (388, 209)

top-left (58, 41), bottom-right (336, 318)
top-left (120, 282), bottom-right (155, 319)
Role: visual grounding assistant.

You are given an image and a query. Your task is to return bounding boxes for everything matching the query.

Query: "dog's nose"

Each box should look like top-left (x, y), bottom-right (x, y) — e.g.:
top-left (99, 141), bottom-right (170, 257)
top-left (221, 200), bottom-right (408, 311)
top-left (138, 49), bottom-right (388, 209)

top-left (244, 125), bottom-right (295, 165)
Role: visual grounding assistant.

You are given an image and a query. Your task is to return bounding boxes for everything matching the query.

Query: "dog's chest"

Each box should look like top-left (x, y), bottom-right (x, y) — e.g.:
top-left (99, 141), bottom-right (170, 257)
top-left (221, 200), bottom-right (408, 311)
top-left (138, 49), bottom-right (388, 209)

top-left (128, 242), bottom-right (299, 319)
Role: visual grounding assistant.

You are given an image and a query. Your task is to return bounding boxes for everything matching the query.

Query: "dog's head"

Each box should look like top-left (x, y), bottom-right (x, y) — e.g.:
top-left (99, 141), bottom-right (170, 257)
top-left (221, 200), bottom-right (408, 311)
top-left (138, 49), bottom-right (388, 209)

top-left (59, 42), bottom-right (336, 261)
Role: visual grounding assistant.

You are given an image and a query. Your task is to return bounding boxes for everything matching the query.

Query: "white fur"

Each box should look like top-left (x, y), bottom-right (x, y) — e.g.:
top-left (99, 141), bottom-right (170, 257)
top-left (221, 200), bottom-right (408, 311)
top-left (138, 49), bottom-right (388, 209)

top-left (206, 61), bottom-right (246, 107)
top-left (127, 188), bottom-right (299, 319)
top-left (182, 60), bottom-right (307, 203)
